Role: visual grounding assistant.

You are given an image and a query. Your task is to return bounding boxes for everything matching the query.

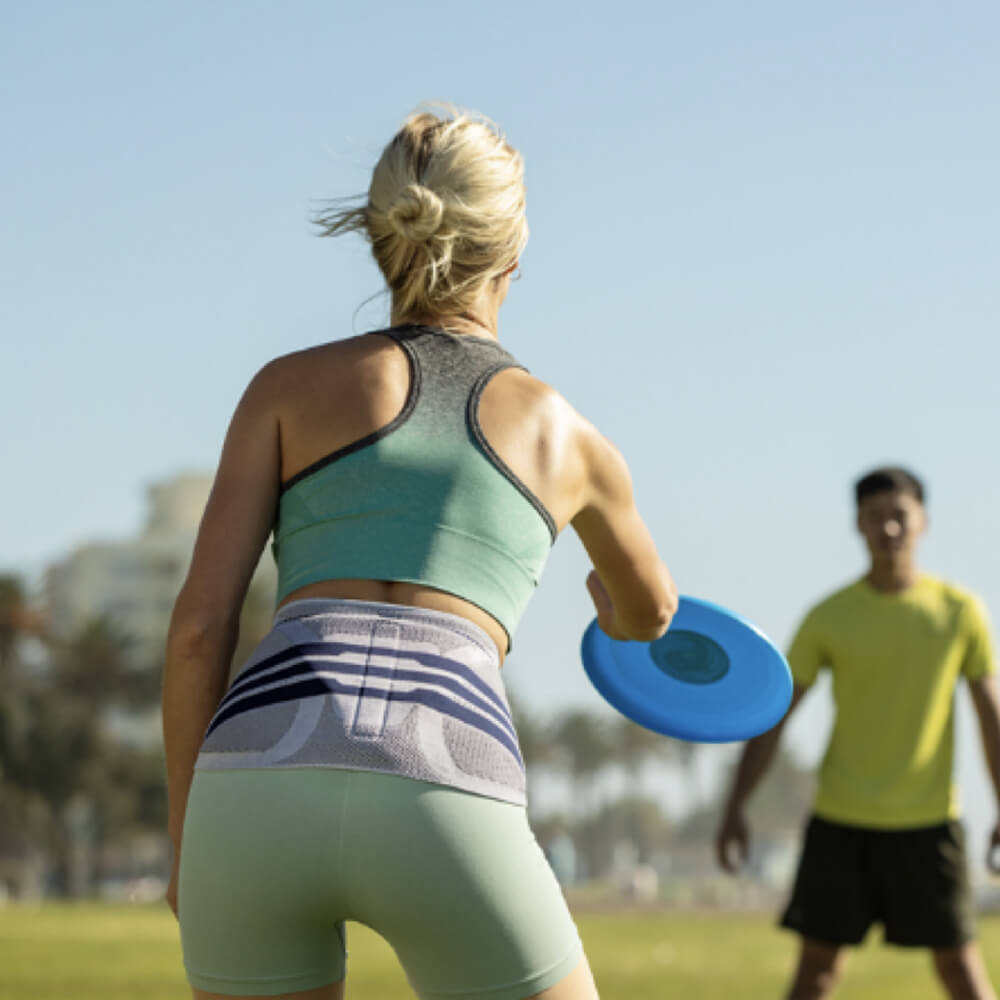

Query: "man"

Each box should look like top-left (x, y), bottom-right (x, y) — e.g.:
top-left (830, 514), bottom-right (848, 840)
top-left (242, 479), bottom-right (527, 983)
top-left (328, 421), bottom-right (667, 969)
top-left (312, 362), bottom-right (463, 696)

top-left (715, 467), bottom-right (1000, 1000)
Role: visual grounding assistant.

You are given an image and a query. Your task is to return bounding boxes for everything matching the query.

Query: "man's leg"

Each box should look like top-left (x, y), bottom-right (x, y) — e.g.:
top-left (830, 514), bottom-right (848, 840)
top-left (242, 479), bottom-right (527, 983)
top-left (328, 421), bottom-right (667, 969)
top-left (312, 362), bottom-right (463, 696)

top-left (784, 937), bottom-right (846, 1000)
top-left (778, 817), bottom-right (869, 999)
top-left (932, 941), bottom-right (997, 1000)
top-left (875, 821), bottom-right (990, 998)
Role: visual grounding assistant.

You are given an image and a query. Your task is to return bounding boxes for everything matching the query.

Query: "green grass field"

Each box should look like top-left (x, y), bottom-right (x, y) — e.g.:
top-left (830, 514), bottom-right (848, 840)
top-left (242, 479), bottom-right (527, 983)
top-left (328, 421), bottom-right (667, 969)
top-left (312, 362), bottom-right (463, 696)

top-left (1, 904), bottom-right (997, 999)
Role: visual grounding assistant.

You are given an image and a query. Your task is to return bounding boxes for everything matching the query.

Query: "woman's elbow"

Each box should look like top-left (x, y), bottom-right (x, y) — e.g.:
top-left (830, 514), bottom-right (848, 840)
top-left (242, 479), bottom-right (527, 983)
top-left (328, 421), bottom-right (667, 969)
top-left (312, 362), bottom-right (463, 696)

top-left (165, 605), bottom-right (239, 661)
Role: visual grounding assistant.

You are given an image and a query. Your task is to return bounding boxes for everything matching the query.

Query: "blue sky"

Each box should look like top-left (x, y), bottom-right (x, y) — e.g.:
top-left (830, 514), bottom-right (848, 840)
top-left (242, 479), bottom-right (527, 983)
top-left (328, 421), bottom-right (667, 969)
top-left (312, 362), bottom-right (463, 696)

top-left (3, 2), bottom-right (999, 855)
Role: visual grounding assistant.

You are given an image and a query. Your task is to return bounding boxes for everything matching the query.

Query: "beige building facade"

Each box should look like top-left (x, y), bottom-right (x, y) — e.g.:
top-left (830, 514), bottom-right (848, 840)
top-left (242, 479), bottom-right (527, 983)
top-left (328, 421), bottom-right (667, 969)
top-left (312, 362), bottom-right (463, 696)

top-left (46, 473), bottom-right (276, 666)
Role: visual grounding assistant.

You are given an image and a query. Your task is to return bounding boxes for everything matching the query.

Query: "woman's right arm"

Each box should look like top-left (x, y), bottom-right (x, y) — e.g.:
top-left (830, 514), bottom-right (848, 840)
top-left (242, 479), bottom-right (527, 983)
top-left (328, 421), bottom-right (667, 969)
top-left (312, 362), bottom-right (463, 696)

top-left (570, 424), bottom-right (677, 641)
top-left (161, 362), bottom-right (283, 913)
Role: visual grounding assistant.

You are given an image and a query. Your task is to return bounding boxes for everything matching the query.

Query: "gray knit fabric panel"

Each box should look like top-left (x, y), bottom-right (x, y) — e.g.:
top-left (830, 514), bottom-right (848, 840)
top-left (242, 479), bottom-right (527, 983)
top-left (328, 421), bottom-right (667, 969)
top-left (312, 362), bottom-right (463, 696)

top-left (389, 324), bottom-right (519, 437)
top-left (195, 599), bottom-right (526, 806)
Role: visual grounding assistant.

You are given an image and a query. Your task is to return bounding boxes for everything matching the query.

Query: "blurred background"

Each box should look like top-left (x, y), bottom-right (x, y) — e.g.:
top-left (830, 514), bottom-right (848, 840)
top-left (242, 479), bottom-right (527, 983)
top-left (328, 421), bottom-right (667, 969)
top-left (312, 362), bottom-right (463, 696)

top-left (2, 0), bottom-right (998, 915)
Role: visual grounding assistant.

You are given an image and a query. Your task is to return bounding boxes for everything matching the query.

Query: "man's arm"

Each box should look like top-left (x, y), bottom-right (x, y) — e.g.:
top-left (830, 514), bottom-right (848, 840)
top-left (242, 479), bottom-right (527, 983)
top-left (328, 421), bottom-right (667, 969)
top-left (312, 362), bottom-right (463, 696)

top-left (968, 675), bottom-right (1000, 873)
top-left (715, 684), bottom-right (809, 872)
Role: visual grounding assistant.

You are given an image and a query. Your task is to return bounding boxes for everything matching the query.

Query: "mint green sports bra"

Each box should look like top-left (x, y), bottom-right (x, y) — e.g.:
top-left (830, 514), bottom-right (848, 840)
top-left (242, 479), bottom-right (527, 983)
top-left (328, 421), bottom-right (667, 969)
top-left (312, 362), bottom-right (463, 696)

top-left (272, 325), bottom-right (557, 648)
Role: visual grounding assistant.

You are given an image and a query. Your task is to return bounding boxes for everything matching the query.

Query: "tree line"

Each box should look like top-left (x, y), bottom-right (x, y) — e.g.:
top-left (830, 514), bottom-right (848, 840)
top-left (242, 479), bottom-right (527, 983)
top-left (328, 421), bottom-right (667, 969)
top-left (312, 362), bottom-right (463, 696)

top-left (512, 697), bottom-right (813, 883)
top-left (0, 575), bottom-right (166, 897)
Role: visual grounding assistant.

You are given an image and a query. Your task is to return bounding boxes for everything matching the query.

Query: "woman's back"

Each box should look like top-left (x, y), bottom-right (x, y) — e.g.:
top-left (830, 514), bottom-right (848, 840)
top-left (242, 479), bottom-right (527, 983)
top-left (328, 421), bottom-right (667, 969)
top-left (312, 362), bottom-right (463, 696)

top-left (273, 328), bottom-right (584, 528)
top-left (265, 325), bottom-right (589, 658)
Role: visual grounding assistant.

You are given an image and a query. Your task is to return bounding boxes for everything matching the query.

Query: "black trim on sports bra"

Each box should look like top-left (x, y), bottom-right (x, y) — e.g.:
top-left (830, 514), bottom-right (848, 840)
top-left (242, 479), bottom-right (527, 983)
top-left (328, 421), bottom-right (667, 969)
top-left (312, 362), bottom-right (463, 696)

top-left (468, 364), bottom-right (558, 543)
top-left (279, 332), bottom-right (421, 494)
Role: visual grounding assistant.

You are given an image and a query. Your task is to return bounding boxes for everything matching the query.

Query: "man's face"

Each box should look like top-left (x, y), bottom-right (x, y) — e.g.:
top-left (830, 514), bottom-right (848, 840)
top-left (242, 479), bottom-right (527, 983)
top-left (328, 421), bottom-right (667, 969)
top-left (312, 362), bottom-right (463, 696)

top-left (856, 489), bottom-right (927, 560)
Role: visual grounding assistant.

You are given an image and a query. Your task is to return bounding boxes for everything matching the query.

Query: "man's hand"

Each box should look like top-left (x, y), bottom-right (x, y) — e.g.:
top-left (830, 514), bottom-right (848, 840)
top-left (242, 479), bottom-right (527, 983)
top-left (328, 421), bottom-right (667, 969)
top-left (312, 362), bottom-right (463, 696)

top-left (715, 808), bottom-right (751, 874)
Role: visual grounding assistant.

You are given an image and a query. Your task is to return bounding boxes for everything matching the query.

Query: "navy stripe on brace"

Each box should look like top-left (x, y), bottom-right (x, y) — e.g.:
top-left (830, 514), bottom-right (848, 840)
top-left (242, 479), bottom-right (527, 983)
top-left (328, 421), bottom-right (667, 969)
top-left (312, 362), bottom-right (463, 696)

top-left (205, 674), bottom-right (523, 766)
top-left (214, 655), bottom-right (518, 747)
top-left (224, 640), bottom-right (509, 718)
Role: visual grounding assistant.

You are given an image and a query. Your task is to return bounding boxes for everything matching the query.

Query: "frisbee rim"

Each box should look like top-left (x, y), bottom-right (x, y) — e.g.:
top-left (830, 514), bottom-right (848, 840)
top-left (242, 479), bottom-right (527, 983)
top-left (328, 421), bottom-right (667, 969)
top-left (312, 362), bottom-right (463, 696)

top-left (581, 595), bottom-right (792, 743)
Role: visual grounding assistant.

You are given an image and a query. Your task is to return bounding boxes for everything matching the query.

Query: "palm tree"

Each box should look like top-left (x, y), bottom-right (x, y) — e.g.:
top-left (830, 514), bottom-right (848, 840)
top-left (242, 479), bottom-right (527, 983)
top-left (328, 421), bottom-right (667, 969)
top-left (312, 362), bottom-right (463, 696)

top-left (553, 710), bottom-right (616, 821)
top-left (508, 694), bottom-right (551, 770)
top-left (616, 718), bottom-right (697, 801)
top-left (574, 795), bottom-right (673, 878)
top-left (50, 617), bottom-right (130, 703)
top-left (618, 720), bottom-right (661, 792)
top-left (0, 575), bottom-right (28, 682)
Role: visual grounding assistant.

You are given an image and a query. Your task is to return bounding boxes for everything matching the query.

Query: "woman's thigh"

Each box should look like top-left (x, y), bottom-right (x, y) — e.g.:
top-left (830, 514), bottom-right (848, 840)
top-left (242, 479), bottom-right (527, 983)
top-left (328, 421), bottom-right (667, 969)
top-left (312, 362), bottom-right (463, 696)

top-left (179, 769), bottom-right (350, 998)
top-left (343, 772), bottom-right (586, 1000)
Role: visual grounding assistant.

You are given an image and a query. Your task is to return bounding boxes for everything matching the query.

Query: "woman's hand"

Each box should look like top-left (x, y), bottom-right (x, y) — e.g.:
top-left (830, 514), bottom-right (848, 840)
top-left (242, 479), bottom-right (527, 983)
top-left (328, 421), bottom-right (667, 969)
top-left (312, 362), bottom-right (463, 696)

top-left (166, 857), bottom-right (180, 919)
top-left (586, 570), bottom-right (628, 640)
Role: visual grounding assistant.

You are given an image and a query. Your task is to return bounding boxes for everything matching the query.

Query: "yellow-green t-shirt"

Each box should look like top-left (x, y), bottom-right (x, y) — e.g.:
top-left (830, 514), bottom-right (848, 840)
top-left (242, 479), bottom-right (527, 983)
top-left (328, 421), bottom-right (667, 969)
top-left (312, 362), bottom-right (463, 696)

top-left (787, 573), bottom-right (995, 829)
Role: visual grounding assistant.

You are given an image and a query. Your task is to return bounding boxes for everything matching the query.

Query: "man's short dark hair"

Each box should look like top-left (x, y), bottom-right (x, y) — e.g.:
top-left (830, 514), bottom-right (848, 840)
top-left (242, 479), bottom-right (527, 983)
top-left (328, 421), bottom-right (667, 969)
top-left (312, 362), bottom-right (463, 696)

top-left (854, 466), bottom-right (925, 506)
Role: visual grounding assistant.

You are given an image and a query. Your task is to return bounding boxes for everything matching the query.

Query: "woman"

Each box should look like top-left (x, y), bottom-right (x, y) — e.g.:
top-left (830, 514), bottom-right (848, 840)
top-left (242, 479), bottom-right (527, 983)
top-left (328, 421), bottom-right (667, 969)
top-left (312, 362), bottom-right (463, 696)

top-left (163, 106), bottom-right (677, 1000)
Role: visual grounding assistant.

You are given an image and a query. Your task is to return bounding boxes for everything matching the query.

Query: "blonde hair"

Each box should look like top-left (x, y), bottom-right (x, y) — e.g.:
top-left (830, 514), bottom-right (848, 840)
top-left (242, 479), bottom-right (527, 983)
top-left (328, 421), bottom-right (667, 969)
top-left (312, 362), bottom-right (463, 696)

top-left (316, 106), bottom-right (528, 318)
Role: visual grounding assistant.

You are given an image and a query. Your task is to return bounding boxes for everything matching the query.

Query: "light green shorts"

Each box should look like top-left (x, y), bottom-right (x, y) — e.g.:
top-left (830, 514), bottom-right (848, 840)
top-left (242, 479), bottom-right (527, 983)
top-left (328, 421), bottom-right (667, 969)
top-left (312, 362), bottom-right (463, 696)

top-left (178, 768), bottom-right (583, 998)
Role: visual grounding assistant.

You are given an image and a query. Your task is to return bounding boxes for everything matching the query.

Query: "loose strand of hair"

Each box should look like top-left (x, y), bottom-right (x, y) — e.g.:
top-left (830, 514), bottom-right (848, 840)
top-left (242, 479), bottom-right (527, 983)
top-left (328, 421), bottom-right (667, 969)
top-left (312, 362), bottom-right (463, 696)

top-left (311, 195), bottom-right (368, 239)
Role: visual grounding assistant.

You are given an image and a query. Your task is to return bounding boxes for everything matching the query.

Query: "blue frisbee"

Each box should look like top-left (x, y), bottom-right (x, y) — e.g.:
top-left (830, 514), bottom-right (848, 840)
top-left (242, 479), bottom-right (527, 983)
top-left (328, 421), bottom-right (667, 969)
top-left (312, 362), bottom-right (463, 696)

top-left (581, 595), bottom-right (792, 743)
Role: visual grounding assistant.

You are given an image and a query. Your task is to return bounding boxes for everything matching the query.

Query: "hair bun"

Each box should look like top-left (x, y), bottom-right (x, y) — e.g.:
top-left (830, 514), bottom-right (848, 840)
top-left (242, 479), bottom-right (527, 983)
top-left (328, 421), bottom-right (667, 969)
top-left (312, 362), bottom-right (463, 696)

top-left (386, 183), bottom-right (444, 243)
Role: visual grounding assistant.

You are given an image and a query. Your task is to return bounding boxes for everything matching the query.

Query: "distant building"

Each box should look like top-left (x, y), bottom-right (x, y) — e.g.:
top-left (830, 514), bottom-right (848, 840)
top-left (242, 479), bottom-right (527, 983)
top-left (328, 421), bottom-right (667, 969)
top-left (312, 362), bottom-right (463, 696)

top-left (46, 473), bottom-right (276, 666)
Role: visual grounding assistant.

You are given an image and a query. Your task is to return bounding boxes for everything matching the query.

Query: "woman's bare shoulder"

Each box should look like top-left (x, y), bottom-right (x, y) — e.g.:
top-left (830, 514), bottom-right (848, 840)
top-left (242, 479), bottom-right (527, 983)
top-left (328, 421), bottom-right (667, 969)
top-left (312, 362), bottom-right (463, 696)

top-left (495, 366), bottom-right (590, 425)
top-left (250, 333), bottom-right (398, 394)
top-left (269, 332), bottom-right (389, 370)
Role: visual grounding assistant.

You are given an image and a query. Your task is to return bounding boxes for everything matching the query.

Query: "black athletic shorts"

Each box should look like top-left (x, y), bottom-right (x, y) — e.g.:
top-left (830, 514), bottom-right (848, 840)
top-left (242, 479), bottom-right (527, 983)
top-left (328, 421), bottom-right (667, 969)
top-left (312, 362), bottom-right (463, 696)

top-left (779, 814), bottom-right (975, 949)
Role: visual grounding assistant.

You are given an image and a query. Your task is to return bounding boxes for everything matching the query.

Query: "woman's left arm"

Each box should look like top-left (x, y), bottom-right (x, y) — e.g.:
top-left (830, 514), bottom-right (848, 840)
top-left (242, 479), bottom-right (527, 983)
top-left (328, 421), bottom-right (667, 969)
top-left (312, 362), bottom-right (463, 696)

top-left (162, 363), bottom-right (282, 912)
top-left (968, 674), bottom-right (1000, 874)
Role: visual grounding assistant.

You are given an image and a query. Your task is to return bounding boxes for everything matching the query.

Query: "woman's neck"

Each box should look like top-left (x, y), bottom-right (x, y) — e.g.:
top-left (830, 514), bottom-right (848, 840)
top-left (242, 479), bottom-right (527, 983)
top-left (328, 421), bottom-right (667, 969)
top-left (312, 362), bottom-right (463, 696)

top-left (395, 310), bottom-right (497, 339)
top-left (391, 275), bottom-right (509, 340)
